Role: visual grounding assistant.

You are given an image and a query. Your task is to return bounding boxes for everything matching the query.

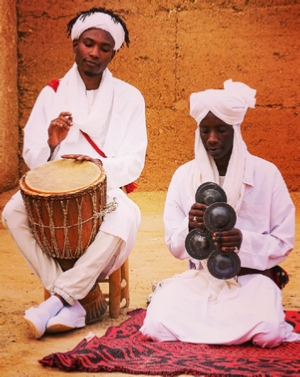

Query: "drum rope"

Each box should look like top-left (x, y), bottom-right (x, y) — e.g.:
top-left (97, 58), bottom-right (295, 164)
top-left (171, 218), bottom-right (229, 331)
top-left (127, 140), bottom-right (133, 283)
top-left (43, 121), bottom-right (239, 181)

top-left (60, 200), bottom-right (76, 259)
top-left (46, 200), bottom-right (62, 257)
top-left (96, 197), bottom-right (118, 218)
top-left (24, 196), bottom-right (52, 254)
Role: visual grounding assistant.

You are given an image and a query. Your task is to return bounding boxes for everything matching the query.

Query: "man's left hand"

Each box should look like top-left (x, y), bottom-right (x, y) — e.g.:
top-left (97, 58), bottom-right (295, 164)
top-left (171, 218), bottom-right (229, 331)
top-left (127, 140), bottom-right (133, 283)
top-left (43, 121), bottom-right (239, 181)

top-left (212, 228), bottom-right (242, 252)
top-left (61, 154), bottom-right (103, 168)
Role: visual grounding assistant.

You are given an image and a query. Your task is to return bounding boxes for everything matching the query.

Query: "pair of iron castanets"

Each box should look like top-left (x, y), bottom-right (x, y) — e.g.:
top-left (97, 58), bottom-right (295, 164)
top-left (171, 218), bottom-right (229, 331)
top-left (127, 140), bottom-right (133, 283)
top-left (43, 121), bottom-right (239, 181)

top-left (185, 182), bottom-right (241, 280)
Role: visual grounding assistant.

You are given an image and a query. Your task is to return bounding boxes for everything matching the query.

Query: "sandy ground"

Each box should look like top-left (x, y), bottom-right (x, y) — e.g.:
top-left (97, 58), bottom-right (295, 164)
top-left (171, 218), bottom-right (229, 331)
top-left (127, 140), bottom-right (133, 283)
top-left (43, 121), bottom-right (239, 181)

top-left (1, 190), bottom-right (300, 377)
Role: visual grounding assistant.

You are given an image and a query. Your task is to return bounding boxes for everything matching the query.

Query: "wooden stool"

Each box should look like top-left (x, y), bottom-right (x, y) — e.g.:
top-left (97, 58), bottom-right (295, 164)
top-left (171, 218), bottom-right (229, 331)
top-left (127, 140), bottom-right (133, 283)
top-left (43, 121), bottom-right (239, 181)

top-left (99, 258), bottom-right (130, 319)
top-left (44, 259), bottom-right (130, 322)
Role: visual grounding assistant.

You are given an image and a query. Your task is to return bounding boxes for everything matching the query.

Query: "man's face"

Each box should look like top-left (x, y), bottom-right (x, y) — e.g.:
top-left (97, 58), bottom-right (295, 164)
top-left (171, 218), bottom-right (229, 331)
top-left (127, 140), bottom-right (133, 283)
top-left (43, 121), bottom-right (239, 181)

top-left (73, 28), bottom-right (116, 78)
top-left (199, 111), bottom-right (234, 163)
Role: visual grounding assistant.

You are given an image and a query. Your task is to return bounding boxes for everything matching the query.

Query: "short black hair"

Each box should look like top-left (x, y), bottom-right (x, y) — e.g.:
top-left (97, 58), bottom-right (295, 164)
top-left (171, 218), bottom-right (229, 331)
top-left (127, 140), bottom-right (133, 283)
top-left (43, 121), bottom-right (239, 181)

top-left (67, 7), bottom-right (130, 48)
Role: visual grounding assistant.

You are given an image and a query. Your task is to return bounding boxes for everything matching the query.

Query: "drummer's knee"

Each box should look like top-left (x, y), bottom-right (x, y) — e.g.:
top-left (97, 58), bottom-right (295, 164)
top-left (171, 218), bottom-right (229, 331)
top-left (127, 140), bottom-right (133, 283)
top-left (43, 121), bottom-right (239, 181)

top-left (1, 210), bottom-right (8, 230)
top-left (2, 199), bottom-right (14, 229)
top-left (2, 191), bottom-right (26, 230)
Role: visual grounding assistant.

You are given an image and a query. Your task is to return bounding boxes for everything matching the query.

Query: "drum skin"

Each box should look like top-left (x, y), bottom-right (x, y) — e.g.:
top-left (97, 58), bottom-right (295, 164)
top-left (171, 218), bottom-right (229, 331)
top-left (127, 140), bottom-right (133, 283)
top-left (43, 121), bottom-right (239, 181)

top-left (19, 159), bottom-right (106, 264)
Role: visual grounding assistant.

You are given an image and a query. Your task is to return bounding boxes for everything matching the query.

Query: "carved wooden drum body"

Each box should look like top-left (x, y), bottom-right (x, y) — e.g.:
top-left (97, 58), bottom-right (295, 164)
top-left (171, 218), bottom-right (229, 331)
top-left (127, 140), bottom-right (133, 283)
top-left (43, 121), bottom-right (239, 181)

top-left (19, 159), bottom-right (106, 265)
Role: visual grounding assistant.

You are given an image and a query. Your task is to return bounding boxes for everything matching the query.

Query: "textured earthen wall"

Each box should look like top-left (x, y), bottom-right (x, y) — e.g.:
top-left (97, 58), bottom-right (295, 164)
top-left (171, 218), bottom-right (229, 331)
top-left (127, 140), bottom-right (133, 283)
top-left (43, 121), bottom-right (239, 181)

top-left (16, 0), bottom-right (300, 191)
top-left (0, 0), bottom-right (18, 191)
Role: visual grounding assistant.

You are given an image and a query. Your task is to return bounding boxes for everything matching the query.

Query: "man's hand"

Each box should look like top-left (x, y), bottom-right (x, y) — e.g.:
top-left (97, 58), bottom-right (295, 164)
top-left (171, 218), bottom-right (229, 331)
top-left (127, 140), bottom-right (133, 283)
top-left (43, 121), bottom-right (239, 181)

top-left (188, 202), bottom-right (208, 230)
top-left (48, 112), bottom-right (73, 151)
top-left (212, 228), bottom-right (243, 252)
top-left (61, 154), bottom-right (103, 168)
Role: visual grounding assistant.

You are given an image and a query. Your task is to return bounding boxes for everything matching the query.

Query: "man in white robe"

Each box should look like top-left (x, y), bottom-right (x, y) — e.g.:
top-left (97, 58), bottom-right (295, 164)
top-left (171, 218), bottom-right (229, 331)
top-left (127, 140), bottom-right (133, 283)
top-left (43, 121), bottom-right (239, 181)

top-left (2, 7), bottom-right (147, 339)
top-left (140, 80), bottom-right (299, 348)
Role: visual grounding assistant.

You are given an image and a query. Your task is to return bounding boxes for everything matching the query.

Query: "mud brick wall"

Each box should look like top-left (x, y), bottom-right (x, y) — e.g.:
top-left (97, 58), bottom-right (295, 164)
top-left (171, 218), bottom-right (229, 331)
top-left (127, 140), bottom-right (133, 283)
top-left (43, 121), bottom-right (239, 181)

top-left (11, 1), bottom-right (300, 191)
top-left (0, 0), bottom-right (18, 192)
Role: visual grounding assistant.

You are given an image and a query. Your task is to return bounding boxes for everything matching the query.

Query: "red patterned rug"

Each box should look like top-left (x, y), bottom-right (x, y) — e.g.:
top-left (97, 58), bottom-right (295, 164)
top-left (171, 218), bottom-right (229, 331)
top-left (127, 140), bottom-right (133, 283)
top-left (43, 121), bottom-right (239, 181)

top-left (40, 309), bottom-right (300, 376)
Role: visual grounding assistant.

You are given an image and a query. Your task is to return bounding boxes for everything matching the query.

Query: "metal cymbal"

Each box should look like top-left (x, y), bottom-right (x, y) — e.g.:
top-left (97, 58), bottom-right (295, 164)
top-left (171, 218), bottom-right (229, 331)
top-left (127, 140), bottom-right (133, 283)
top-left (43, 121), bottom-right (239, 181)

top-left (203, 202), bottom-right (236, 233)
top-left (195, 182), bottom-right (227, 205)
top-left (207, 250), bottom-right (241, 280)
top-left (185, 228), bottom-right (214, 260)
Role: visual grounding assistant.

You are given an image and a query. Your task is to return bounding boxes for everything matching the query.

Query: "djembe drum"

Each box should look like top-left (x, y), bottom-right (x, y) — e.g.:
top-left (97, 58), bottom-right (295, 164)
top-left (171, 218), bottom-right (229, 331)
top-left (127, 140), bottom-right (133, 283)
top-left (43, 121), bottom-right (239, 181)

top-left (19, 159), bottom-right (117, 323)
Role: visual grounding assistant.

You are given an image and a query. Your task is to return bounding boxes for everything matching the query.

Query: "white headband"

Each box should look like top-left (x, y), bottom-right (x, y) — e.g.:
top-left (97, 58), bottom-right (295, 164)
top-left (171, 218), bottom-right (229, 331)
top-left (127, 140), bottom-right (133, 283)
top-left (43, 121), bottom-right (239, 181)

top-left (71, 12), bottom-right (125, 51)
top-left (190, 79), bottom-right (256, 125)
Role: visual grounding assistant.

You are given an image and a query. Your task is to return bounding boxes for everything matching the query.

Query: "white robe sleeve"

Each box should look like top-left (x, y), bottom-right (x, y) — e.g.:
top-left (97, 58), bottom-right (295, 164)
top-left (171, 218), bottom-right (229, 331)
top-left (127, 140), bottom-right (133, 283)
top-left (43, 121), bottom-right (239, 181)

top-left (163, 165), bottom-right (192, 260)
top-left (238, 164), bottom-right (295, 270)
top-left (22, 87), bottom-right (56, 169)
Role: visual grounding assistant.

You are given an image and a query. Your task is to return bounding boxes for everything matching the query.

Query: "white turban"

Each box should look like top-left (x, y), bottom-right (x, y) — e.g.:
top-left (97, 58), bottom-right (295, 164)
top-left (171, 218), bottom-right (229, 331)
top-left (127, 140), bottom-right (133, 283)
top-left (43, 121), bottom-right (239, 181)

top-left (71, 12), bottom-right (125, 51)
top-left (190, 79), bottom-right (256, 126)
top-left (188, 80), bottom-right (257, 213)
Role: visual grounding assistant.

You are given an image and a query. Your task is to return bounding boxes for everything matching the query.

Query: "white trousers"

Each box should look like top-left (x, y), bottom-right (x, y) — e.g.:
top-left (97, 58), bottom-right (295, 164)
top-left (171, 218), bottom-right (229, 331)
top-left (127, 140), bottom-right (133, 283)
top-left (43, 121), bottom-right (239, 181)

top-left (2, 191), bottom-right (131, 305)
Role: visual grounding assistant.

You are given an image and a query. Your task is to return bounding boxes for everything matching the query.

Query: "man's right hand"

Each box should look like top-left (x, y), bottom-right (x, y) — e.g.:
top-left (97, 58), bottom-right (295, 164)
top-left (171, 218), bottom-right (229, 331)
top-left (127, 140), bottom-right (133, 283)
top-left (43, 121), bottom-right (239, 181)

top-left (188, 202), bottom-right (208, 230)
top-left (48, 111), bottom-right (73, 152)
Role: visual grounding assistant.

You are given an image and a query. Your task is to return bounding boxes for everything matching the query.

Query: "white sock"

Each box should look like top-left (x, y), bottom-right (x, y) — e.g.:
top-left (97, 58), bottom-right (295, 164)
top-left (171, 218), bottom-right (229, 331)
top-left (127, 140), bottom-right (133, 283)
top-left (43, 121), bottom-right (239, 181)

top-left (38, 295), bottom-right (64, 317)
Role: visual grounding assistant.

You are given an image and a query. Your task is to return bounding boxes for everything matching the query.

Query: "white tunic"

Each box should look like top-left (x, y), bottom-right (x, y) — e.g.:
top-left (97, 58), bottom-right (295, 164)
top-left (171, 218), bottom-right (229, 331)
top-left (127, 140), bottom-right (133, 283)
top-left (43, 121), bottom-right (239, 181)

top-left (140, 153), bottom-right (299, 347)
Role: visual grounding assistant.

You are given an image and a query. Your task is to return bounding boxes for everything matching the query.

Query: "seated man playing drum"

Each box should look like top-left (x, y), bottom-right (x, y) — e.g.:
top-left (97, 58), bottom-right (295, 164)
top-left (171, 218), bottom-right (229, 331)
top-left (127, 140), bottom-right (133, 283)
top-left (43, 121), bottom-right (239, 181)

top-left (140, 80), bottom-right (300, 348)
top-left (2, 7), bottom-right (147, 339)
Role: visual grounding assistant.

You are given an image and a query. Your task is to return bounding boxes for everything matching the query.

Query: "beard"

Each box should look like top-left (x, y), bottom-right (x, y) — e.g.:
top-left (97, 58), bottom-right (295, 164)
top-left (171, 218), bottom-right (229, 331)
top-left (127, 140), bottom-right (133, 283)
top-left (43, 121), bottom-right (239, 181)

top-left (82, 68), bottom-right (100, 77)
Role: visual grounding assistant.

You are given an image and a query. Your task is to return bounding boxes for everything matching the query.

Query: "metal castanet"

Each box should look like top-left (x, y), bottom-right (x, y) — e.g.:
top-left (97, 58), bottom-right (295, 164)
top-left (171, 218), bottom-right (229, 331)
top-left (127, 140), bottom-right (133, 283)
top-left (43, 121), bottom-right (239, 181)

top-left (203, 202), bottom-right (237, 233)
top-left (185, 228), bottom-right (214, 260)
top-left (195, 182), bottom-right (227, 205)
top-left (207, 249), bottom-right (241, 280)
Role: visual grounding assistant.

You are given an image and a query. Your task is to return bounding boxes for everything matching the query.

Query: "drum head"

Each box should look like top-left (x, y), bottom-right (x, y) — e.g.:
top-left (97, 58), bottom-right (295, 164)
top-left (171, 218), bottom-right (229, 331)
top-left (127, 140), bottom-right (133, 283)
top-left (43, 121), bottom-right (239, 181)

top-left (195, 182), bottom-right (227, 205)
top-left (207, 250), bottom-right (241, 280)
top-left (203, 202), bottom-right (236, 233)
top-left (185, 228), bottom-right (214, 260)
top-left (23, 159), bottom-right (105, 194)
